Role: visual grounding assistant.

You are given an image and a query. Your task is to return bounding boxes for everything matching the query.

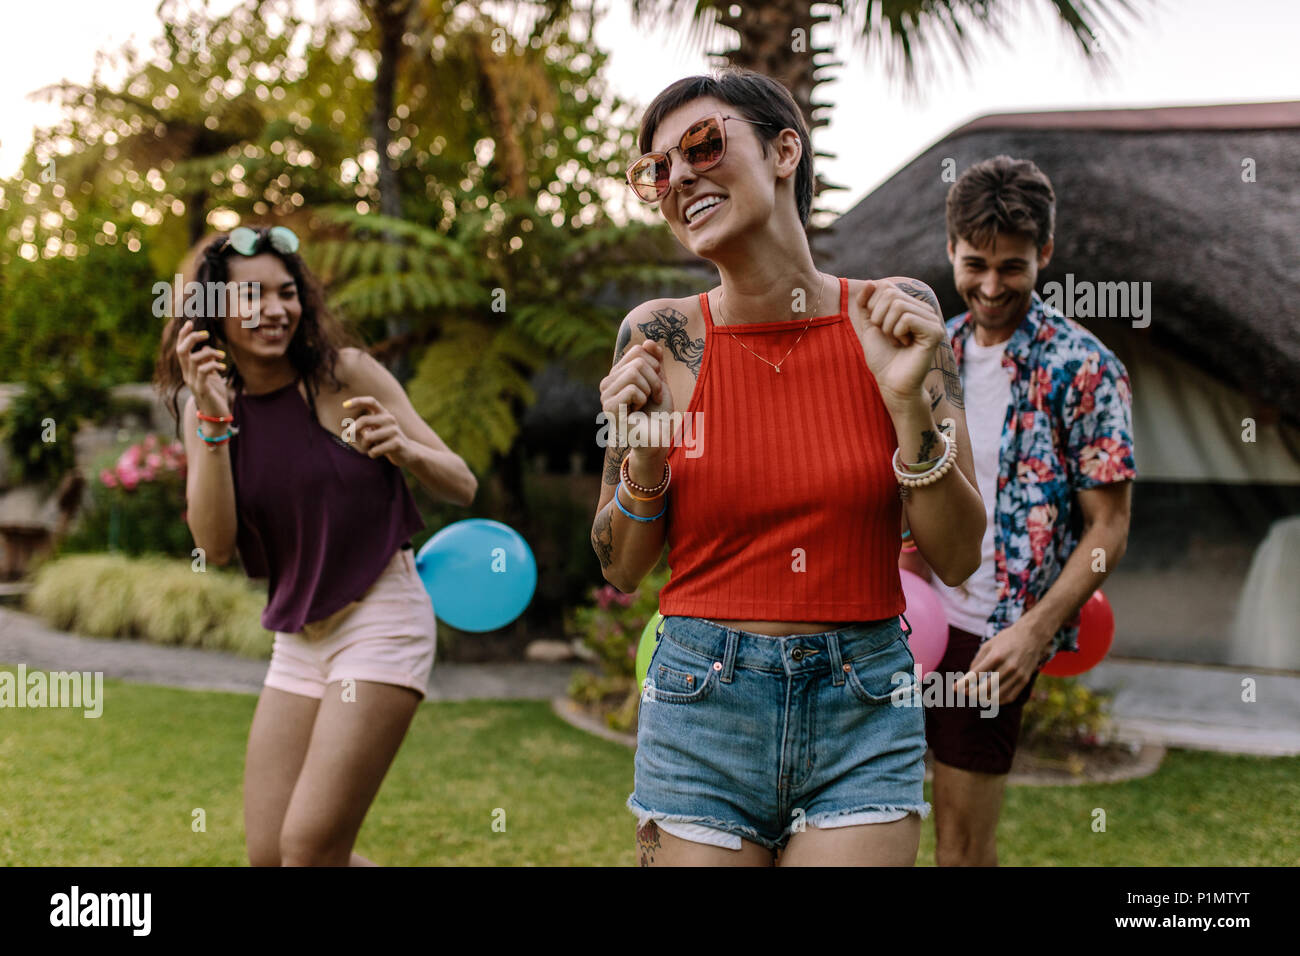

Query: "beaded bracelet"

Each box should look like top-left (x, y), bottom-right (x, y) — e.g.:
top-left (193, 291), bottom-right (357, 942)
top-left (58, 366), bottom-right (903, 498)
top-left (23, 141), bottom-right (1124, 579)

top-left (196, 410), bottom-right (233, 423)
top-left (613, 484), bottom-right (667, 522)
top-left (893, 434), bottom-right (957, 488)
top-left (620, 455), bottom-right (671, 500)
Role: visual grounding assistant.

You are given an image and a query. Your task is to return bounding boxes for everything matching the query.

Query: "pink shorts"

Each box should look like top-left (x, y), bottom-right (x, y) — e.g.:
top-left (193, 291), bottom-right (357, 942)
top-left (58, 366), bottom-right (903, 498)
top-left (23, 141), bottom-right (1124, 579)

top-left (263, 547), bottom-right (437, 700)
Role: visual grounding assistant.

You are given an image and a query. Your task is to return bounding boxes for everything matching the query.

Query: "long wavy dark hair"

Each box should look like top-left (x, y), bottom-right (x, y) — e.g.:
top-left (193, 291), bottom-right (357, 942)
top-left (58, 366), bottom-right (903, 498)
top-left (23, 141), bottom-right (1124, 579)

top-left (153, 226), bottom-right (366, 442)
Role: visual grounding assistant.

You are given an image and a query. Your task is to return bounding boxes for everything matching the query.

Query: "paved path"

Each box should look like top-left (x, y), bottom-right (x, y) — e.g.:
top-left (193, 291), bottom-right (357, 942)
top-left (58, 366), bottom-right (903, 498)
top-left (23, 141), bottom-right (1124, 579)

top-left (4, 606), bottom-right (1298, 755)
top-left (0, 607), bottom-right (580, 701)
top-left (1081, 659), bottom-right (1300, 757)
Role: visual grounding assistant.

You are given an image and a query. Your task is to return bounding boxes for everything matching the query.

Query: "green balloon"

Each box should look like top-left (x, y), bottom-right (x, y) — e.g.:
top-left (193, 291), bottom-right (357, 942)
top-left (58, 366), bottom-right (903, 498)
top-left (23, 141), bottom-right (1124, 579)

top-left (636, 611), bottom-right (663, 689)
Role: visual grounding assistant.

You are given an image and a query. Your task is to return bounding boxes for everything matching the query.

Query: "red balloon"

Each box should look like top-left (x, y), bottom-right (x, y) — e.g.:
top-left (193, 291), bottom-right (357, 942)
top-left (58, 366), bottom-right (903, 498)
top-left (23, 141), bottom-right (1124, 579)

top-left (1041, 590), bottom-right (1115, 677)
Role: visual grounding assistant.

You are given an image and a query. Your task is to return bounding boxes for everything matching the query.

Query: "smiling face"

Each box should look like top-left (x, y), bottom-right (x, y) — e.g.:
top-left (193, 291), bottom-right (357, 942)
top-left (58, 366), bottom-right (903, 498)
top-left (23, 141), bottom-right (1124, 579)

top-left (647, 96), bottom-right (798, 258)
top-left (222, 253), bottom-right (302, 370)
top-left (948, 231), bottom-right (1054, 342)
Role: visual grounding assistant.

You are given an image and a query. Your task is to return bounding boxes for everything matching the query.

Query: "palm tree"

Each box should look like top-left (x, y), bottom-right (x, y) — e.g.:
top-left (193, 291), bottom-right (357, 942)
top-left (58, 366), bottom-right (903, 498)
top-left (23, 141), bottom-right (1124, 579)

top-left (628, 0), bottom-right (1142, 232)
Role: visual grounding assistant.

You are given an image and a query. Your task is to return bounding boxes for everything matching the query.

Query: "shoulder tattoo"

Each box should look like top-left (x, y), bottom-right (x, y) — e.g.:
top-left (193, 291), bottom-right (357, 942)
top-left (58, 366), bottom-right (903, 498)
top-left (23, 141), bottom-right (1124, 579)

top-left (614, 318), bottom-right (632, 361)
top-left (638, 306), bottom-right (704, 378)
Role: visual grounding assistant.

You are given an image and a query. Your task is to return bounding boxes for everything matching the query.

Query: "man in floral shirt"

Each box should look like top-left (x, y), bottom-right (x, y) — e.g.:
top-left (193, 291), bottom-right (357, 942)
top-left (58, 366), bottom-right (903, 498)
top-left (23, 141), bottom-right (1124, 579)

top-left (902, 155), bottom-right (1136, 866)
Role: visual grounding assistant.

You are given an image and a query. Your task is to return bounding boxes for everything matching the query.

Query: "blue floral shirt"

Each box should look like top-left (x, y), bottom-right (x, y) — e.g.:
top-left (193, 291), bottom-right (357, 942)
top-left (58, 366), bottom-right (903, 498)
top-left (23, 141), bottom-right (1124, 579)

top-left (946, 292), bottom-right (1137, 654)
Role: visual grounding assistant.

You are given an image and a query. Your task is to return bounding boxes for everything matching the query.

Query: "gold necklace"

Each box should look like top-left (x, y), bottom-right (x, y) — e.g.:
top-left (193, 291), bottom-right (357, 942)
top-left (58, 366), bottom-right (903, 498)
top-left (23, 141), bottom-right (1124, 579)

top-left (716, 272), bottom-right (828, 374)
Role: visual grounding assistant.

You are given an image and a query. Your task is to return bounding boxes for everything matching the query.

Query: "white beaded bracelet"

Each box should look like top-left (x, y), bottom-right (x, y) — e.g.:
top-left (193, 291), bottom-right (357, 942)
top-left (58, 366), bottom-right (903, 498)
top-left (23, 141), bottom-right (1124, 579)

top-left (893, 433), bottom-right (957, 487)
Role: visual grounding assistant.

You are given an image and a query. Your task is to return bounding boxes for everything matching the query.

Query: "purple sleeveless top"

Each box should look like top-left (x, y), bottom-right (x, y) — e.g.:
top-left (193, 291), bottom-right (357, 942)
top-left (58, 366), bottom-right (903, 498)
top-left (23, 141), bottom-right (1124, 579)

top-left (228, 375), bottom-right (425, 633)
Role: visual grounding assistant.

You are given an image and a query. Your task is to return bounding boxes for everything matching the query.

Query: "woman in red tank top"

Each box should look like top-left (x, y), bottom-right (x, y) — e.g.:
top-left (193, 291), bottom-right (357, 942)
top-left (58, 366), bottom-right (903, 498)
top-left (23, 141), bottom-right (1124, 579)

top-left (593, 70), bottom-right (986, 866)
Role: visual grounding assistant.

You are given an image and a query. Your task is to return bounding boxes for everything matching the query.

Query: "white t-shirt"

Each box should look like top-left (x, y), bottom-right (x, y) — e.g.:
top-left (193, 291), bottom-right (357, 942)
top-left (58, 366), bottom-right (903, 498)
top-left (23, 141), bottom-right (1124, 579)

top-left (933, 334), bottom-right (1010, 635)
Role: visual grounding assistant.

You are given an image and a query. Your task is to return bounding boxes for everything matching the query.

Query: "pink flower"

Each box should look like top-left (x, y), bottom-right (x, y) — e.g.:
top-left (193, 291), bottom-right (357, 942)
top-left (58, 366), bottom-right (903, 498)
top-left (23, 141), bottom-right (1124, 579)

top-left (143, 434), bottom-right (158, 451)
top-left (146, 453), bottom-right (162, 470)
top-left (100, 468), bottom-right (118, 489)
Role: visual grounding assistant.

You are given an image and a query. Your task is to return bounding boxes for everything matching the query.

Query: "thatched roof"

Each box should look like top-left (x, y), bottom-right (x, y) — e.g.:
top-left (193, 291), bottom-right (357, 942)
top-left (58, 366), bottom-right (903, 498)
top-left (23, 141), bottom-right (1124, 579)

top-left (818, 101), bottom-right (1300, 425)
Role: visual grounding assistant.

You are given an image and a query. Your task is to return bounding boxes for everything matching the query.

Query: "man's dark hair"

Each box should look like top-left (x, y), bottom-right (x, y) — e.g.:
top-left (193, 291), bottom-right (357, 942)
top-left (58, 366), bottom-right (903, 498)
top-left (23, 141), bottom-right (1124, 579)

top-left (637, 68), bottom-right (814, 227)
top-left (946, 155), bottom-right (1056, 250)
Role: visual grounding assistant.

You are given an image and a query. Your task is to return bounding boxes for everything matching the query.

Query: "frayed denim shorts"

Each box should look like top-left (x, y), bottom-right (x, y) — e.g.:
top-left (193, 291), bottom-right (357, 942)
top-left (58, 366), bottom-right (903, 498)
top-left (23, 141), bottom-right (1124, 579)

top-left (628, 614), bottom-right (930, 852)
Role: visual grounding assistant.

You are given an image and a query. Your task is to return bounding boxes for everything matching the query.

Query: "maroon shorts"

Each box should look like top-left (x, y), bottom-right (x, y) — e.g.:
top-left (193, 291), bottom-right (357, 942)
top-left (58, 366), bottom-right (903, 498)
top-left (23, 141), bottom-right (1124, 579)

top-left (923, 625), bottom-right (1039, 775)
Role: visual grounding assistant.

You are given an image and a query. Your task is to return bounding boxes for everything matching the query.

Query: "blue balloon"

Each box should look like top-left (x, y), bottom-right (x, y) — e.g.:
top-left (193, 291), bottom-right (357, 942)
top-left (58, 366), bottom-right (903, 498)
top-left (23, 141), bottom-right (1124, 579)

top-left (414, 519), bottom-right (537, 632)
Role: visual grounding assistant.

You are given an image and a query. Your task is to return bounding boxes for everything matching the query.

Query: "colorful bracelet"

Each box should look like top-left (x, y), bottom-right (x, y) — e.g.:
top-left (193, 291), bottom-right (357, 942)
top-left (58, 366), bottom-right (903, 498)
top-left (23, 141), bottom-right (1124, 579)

top-left (197, 425), bottom-right (233, 446)
top-left (620, 455), bottom-right (671, 500)
top-left (900, 528), bottom-right (913, 540)
top-left (196, 410), bottom-right (233, 423)
top-left (613, 484), bottom-right (667, 522)
top-left (900, 544), bottom-right (919, 554)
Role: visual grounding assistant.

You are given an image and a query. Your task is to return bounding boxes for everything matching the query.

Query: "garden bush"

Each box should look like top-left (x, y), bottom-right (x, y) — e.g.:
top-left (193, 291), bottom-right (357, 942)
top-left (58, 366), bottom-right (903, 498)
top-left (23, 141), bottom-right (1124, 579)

top-left (25, 552), bottom-right (272, 658)
top-left (1021, 674), bottom-right (1114, 752)
top-left (62, 433), bottom-right (193, 557)
top-left (565, 564), bottom-right (669, 732)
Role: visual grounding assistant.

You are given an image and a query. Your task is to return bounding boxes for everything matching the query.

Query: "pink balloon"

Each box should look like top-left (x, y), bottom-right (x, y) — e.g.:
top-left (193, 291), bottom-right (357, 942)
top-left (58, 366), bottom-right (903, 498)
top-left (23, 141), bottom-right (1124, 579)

top-left (899, 570), bottom-right (949, 675)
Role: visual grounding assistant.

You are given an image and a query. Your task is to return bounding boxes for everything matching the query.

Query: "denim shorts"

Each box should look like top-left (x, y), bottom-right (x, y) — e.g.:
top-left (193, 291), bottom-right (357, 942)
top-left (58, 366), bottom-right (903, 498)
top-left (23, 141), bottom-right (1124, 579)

top-left (628, 615), bottom-right (930, 852)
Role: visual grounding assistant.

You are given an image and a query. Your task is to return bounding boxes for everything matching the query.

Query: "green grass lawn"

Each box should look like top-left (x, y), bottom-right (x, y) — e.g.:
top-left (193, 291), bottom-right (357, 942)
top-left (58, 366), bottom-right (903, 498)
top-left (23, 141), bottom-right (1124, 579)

top-left (2, 667), bottom-right (1296, 865)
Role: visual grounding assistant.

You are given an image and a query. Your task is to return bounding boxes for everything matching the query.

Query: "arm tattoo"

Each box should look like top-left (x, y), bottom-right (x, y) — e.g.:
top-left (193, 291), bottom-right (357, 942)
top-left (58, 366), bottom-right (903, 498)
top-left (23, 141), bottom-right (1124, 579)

top-left (638, 307), bottom-right (704, 378)
top-left (591, 503), bottom-right (614, 570)
top-left (896, 279), bottom-right (942, 317)
top-left (601, 320), bottom-right (635, 487)
top-left (917, 428), bottom-right (939, 462)
top-left (931, 341), bottom-right (964, 409)
top-left (602, 444), bottom-right (629, 486)
top-left (926, 383), bottom-right (943, 412)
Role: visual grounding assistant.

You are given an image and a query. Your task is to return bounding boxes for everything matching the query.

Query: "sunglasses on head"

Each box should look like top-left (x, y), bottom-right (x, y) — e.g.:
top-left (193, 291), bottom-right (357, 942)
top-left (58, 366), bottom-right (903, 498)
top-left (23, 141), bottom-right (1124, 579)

top-left (218, 225), bottom-right (301, 256)
top-left (626, 112), bottom-right (774, 204)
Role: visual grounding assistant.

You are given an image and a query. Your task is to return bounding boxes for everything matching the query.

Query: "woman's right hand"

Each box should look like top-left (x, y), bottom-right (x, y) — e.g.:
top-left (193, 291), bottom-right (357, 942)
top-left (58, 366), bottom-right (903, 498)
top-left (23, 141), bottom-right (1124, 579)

top-left (176, 319), bottom-right (230, 418)
top-left (599, 339), bottom-right (676, 474)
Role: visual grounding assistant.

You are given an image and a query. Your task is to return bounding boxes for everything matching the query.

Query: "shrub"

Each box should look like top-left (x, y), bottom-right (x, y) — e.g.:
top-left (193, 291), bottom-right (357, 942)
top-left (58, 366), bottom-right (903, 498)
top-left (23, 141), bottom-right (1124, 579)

top-left (0, 371), bottom-right (111, 490)
top-left (62, 433), bottom-right (193, 557)
top-left (565, 564), bottom-right (669, 733)
top-left (1020, 675), bottom-right (1114, 752)
top-left (25, 553), bottom-right (272, 658)
top-left (567, 565), bottom-right (669, 680)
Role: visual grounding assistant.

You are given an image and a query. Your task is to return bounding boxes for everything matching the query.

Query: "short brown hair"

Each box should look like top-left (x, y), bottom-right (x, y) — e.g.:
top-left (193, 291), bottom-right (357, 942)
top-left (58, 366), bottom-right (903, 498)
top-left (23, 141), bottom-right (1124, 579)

top-left (637, 68), bottom-right (814, 227)
top-left (946, 155), bottom-right (1055, 250)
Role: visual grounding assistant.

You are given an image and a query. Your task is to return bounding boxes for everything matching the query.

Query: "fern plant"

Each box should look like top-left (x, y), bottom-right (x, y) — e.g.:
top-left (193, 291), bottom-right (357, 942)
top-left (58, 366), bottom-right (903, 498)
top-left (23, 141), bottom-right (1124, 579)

top-left (305, 205), bottom-right (690, 474)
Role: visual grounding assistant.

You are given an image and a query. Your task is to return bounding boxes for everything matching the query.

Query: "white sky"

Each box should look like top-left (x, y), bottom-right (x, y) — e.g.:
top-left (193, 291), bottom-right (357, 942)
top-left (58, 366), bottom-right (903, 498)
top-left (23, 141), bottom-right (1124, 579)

top-left (1, 0), bottom-right (1296, 213)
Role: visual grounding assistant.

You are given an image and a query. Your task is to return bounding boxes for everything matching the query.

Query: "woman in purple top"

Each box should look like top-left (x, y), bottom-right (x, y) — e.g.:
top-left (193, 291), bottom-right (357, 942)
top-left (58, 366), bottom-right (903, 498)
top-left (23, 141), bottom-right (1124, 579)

top-left (155, 225), bottom-right (476, 865)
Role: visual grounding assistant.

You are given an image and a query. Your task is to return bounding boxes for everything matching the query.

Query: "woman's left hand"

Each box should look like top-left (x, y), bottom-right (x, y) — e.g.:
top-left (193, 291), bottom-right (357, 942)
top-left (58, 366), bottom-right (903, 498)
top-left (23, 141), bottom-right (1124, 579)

top-left (853, 278), bottom-right (947, 409)
top-left (342, 395), bottom-right (416, 468)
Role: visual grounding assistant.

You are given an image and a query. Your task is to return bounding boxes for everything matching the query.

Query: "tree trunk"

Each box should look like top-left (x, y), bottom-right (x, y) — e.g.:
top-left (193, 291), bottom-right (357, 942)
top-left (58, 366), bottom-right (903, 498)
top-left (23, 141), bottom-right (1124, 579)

top-left (714, 1), bottom-right (847, 258)
top-left (188, 188), bottom-right (208, 246)
top-left (367, 0), bottom-right (412, 381)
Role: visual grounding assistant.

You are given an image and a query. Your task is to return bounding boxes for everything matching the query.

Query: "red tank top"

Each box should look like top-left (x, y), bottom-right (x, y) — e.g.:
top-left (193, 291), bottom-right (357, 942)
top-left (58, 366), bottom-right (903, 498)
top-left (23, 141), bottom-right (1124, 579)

top-left (657, 276), bottom-right (905, 622)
